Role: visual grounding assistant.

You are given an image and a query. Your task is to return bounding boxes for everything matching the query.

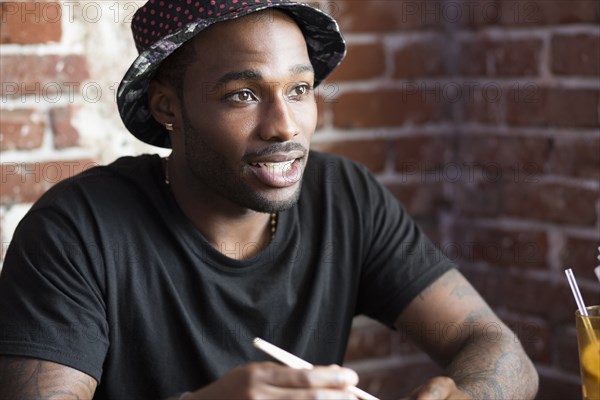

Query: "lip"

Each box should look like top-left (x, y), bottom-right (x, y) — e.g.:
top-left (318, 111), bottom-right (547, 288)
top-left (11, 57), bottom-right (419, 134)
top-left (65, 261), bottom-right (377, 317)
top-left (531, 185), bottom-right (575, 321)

top-left (247, 151), bottom-right (305, 164)
top-left (247, 157), bottom-right (304, 188)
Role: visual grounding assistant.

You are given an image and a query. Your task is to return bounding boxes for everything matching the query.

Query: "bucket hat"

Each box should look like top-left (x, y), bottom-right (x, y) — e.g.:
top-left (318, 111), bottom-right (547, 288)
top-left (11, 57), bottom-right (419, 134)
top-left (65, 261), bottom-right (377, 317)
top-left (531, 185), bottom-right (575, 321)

top-left (117, 0), bottom-right (346, 148)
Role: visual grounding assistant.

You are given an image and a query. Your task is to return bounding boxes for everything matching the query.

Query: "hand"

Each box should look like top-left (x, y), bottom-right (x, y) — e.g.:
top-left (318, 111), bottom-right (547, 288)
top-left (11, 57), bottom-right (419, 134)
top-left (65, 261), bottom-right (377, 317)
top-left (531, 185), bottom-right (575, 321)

top-left (184, 362), bottom-right (360, 400)
top-left (403, 377), bottom-right (472, 400)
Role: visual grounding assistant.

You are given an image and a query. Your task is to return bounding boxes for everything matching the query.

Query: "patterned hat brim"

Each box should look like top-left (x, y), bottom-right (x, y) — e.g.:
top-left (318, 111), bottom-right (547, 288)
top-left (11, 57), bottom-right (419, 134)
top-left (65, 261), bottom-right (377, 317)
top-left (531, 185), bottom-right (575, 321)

top-left (117, 2), bottom-right (346, 148)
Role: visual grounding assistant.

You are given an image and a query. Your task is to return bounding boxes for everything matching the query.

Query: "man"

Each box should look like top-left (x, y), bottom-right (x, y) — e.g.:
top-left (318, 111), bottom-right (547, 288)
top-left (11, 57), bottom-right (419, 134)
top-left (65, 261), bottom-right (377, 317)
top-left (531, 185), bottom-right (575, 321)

top-left (0, 0), bottom-right (538, 399)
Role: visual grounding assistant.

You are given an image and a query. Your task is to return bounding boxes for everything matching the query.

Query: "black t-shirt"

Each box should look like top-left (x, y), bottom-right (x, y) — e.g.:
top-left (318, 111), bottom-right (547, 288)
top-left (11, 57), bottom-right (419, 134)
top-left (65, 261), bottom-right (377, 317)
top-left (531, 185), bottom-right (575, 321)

top-left (0, 151), bottom-right (454, 398)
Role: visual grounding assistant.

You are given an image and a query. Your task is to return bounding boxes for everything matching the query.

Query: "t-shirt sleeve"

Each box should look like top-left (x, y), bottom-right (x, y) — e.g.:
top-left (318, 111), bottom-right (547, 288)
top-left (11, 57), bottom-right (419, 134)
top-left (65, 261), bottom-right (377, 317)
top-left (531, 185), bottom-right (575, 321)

top-left (0, 206), bottom-right (109, 382)
top-left (354, 166), bottom-right (456, 327)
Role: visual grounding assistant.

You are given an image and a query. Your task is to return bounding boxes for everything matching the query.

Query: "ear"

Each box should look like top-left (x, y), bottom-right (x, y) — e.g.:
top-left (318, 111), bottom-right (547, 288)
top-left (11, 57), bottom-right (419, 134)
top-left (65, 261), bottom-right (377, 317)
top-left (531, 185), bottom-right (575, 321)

top-left (148, 79), bottom-right (181, 130)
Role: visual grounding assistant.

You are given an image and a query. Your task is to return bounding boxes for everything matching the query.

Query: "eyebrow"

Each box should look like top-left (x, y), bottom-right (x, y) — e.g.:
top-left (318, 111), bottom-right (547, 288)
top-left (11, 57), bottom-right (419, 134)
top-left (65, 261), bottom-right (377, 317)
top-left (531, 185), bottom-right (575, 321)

top-left (214, 64), bottom-right (314, 87)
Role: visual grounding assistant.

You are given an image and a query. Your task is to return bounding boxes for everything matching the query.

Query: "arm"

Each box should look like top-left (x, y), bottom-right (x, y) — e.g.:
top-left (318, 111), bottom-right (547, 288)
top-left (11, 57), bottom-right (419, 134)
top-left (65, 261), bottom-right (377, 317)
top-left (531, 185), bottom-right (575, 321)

top-left (0, 356), bottom-right (97, 399)
top-left (395, 269), bottom-right (538, 399)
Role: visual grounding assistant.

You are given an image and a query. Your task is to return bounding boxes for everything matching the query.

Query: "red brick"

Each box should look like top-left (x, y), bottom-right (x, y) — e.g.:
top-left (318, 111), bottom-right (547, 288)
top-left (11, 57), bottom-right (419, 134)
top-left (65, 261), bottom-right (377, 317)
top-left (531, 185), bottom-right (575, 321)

top-left (460, 38), bottom-right (542, 76)
top-left (333, 0), bottom-right (440, 33)
top-left (555, 326), bottom-right (582, 375)
top-left (454, 180), bottom-right (502, 218)
top-left (394, 38), bottom-right (446, 79)
top-left (0, 54), bottom-right (89, 97)
top-left (497, 312), bottom-right (552, 364)
top-left (499, 272), bottom-right (598, 323)
top-left (0, 108), bottom-right (45, 151)
top-left (552, 34), bottom-right (600, 76)
top-left (332, 89), bottom-right (450, 129)
top-left (386, 182), bottom-right (446, 218)
top-left (395, 136), bottom-right (451, 171)
top-left (0, 2), bottom-right (62, 44)
top-left (499, 0), bottom-right (600, 26)
top-left (550, 136), bottom-right (600, 180)
top-left (507, 88), bottom-right (600, 128)
top-left (459, 265), bottom-right (503, 307)
top-left (450, 225), bottom-right (548, 269)
top-left (50, 106), bottom-right (79, 149)
top-left (461, 84), bottom-right (506, 125)
top-left (503, 182), bottom-right (599, 226)
top-left (453, 0), bottom-right (501, 28)
top-left (458, 135), bottom-right (550, 178)
top-left (328, 43), bottom-right (385, 82)
top-left (0, 159), bottom-right (98, 206)
top-left (559, 236), bottom-right (600, 283)
top-left (311, 140), bottom-right (389, 173)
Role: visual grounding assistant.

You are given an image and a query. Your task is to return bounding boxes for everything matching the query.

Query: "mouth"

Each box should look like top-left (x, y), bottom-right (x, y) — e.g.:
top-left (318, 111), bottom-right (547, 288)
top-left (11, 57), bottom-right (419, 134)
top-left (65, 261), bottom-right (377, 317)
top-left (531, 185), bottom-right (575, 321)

top-left (249, 159), bottom-right (295, 175)
top-left (247, 154), bottom-right (304, 188)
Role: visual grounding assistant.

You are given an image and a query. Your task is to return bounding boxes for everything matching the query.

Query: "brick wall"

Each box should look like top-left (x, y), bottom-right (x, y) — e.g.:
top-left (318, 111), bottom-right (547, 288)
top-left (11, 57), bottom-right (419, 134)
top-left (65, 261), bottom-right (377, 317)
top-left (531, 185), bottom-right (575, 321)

top-left (1, 1), bottom-right (599, 399)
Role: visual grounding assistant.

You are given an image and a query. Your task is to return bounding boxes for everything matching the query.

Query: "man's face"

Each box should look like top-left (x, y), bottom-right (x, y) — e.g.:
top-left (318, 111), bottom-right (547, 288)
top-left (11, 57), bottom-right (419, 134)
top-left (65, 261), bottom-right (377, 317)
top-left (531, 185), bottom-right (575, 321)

top-left (172, 10), bottom-right (317, 213)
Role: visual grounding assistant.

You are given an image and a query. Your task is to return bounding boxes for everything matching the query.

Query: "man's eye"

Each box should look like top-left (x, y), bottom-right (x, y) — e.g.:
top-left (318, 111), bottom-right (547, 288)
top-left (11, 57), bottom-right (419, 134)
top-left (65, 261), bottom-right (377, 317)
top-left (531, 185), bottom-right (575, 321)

top-left (227, 90), bottom-right (257, 103)
top-left (288, 84), bottom-right (312, 100)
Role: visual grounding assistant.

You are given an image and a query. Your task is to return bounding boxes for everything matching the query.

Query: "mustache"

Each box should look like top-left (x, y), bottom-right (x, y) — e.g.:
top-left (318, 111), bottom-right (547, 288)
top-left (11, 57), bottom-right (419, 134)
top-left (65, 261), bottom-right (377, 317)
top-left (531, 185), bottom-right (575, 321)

top-left (243, 142), bottom-right (308, 161)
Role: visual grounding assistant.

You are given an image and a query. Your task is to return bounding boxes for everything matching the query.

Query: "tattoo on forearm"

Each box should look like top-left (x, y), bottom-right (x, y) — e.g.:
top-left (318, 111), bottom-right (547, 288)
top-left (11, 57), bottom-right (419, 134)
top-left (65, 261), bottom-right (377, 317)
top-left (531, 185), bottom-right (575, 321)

top-left (449, 344), bottom-right (535, 399)
top-left (0, 356), bottom-right (96, 399)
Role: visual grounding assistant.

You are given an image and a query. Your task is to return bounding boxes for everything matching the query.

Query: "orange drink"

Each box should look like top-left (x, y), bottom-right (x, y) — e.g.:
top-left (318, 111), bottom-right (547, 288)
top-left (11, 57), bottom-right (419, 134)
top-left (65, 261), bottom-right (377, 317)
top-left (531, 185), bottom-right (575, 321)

top-left (576, 306), bottom-right (600, 400)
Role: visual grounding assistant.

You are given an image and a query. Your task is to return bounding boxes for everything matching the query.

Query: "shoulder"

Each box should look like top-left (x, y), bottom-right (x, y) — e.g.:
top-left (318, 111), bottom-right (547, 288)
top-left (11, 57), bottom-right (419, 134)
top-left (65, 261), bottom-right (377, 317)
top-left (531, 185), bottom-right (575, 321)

top-left (30, 154), bottom-right (162, 212)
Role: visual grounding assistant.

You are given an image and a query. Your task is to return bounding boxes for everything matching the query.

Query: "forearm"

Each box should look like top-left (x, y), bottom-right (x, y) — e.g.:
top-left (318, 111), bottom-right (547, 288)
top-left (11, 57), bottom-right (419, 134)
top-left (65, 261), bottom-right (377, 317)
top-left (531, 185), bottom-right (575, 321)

top-left (444, 329), bottom-right (538, 399)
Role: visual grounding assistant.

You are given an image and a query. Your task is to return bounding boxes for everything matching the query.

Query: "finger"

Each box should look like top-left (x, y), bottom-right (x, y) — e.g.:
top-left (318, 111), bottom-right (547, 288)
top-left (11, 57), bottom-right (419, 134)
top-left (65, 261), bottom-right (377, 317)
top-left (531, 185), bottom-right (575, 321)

top-left (264, 387), bottom-right (359, 400)
top-left (262, 364), bottom-right (358, 389)
top-left (414, 376), bottom-right (456, 400)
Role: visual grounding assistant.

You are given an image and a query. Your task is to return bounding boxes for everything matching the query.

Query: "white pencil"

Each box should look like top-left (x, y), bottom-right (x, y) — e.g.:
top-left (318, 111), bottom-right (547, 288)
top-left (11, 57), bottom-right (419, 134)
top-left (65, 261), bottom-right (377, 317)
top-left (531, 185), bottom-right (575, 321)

top-left (253, 337), bottom-right (380, 400)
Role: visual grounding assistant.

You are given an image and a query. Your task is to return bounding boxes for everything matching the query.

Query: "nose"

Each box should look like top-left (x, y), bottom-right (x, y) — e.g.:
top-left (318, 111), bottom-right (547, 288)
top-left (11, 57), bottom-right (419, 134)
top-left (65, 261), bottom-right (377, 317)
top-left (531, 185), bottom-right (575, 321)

top-left (259, 93), bottom-right (300, 142)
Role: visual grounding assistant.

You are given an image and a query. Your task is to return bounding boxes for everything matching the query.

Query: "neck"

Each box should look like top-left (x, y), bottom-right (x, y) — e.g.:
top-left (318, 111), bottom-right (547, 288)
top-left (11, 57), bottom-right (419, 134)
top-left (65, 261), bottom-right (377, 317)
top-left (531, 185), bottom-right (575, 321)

top-left (163, 156), bottom-right (275, 260)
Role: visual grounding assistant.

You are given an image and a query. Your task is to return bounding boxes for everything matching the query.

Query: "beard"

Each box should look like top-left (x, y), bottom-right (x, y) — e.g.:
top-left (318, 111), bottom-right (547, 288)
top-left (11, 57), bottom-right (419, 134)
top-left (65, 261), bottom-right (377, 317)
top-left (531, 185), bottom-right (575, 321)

top-left (181, 110), bottom-right (304, 213)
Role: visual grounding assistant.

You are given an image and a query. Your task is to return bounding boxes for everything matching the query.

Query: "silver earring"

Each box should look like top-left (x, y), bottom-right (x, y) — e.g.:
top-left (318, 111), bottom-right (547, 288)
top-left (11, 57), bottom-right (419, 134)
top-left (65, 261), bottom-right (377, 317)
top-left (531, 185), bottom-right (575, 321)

top-left (165, 122), bottom-right (174, 131)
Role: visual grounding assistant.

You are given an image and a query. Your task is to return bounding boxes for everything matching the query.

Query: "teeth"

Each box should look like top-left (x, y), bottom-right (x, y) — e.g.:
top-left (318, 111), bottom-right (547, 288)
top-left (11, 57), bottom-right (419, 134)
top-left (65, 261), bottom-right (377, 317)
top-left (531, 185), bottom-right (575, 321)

top-left (252, 160), bottom-right (294, 174)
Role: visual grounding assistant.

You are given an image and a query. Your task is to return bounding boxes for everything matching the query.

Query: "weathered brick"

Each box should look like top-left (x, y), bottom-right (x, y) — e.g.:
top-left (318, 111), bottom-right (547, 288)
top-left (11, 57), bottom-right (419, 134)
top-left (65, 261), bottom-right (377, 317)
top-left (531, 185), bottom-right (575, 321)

top-left (506, 88), bottom-right (600, 128)
top-left (458, 265), bottom-right (503, 307)
top-left (332, 89), bottom-right (450, 128)
top-left (455, 180), bottom-right (503, 218)
top-left (458, 135), bottom-right (550, 178)
top-left (0, 108), bottom-right (45, 151)
top-left (0, 54), bottom-right (89, 98)
top-left (499, 0), bottom-right (600, 26)
top-left (460, 38), bottom-right (542, 76)
top-left (555, 326), bottom-right (582, 375)
top-left (328, 43), bottom-right (385, 81)
top-left (450, 225), bottom-right (548, 269)
top-left (394, 136), bottom-right (451, 176)
top-left (386, 182), bottom-right (446, 218)
top-left (333, 0), bottom-right (440, 33)
top-left (394, 37), bottom-right (447, 78)
top-left (311, 139), bottom-right (389, 173)
top-left (550, 136), bottom-right (600, 180)
top-left (0, 159), bottom-right (98, 206)
top-left (498, 272), bottom-right (598, 323)
top-left (503, 182), bottom-right (599, 226)
top-left (50, 106), bottom-right (79, 149)
top-left (498, 312), bottom-right (552, 364)
top-left (552, 34), bottom-right (600, 76)
top-left (0, 1), bottom-right (62, 44)
top-left (559, 236), bottom-right (600, 283)
top-left (460, 84), bottom-right (507, 124)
